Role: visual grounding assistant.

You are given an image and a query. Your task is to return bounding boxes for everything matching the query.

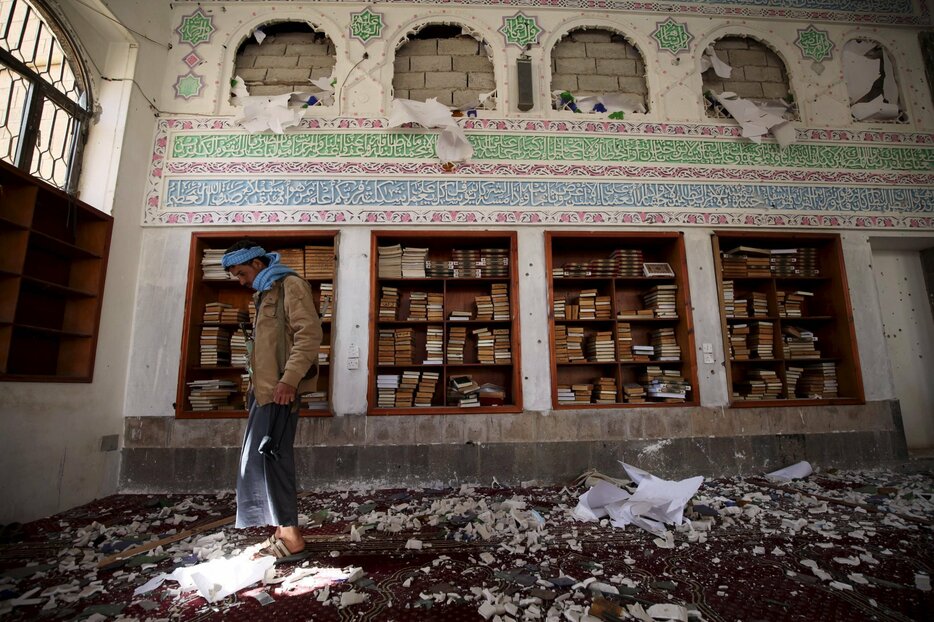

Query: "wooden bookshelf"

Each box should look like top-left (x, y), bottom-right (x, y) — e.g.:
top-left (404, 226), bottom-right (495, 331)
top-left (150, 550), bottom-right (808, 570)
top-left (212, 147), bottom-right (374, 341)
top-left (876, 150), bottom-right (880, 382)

top-left (176, 231), bottom-right (338, 418)
top-left (711, 231), bottom-right (864, 407)
top-left (0, 159), bottom-right (112, 381)
top-left (546, 232), bottom-right (698, 408)
top-left (368, 231), bottom-right (522, 415)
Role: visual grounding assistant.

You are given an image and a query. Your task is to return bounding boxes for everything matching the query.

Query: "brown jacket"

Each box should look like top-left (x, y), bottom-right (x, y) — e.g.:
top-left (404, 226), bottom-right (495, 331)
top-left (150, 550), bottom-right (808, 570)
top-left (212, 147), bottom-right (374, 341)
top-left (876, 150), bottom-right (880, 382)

top-left (251, 275), bottom-right (322, 406)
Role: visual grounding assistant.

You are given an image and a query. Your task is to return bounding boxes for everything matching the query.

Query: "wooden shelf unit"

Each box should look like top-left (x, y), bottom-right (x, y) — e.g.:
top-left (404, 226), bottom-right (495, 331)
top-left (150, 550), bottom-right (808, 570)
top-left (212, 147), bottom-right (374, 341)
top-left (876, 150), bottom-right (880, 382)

top-left (0, 160), bottom-right (112, 381)
top-left (176, 231), bottom-right (338, 418)
top-left (711, 231), bottom-right (864, 407)
top-left (368, 231), bottom-right (522, 415)
top-left (545, 232), bottom-right (699, 409)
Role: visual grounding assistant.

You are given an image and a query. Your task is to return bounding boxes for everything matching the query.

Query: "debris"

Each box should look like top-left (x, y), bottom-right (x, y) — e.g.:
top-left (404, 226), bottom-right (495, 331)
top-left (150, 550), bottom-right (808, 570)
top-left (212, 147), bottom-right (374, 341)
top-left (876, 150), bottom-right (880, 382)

top-left (711, 91), bottom-right (797, 147)
top-left (700, 45), bottom-right (732, 78)
top-left (766, 461), bottom-right (813, 482)
top-left (387, 98), bottom-right (473, 163)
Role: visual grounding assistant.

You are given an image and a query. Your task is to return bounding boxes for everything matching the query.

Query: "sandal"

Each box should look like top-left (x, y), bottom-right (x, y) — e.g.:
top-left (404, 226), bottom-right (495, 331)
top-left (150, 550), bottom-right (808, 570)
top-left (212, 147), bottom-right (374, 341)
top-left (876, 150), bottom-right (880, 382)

top-left (256, 536), bottom-right (311, 566)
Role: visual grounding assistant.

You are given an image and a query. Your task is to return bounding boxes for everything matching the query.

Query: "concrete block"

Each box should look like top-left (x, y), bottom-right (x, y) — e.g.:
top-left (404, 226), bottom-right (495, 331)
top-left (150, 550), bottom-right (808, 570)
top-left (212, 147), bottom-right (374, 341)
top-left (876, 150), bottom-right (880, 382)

top-left (409, 89), bottom-right (453, 105)
top-left (440, 416), bottom-right (465, 443)
top-left (317, 414), bottom-right (365, 445)
top-left (240, 43), bottom-right (287, 57)
top-left (463, 415), bottom-right (488, 443)
top-left (499, 412), bottom-right (538, 442)
top-left (571, 30), bottom-right (612, 43)
top-left (254, 55), bottom-right (299, 68)
top-left (554, 57), bottom-right (596, 74)
top-left (721, 80), bottom-right (763, 98)
top-left (397, 39), bottom-right (438, 56)
top-left (586, 42), bottom-right (630, 59)
top-left (452, 89), bottom-right (486, 109)
top-left (477, 442), bottom-right (517, 482)
top-left (761, 83), bottom-right (790, 99)
top-left (295, 419), bottom-right (317, 446)
top-left (747, 434), bottom-right (782, 472)
top-left (578, 75), bottom-right (621, 92)
top-left (728, 50), bottom-right (768, 67)
top-left (392, 89), bottom-right (409, 100)
top-left (550, 74), bottom-right (578, 92)
top-left (235, 56), bottom-right (254, 69)
top-left (268, 32), bottom-right (318, 44)
top-left (453, 55), bottom-right (494, 72)
top-left (690, 408), bottom-right (733, 437)
top-left (425, 71), bottom-right (467, 89)
top-left (367, 416), bottom-right (416, 445)
top-left (297, 55), bottom-right (337, 69)
top-left (641, 412), bottom-right (668, 438)
top-left (358, 445), bottom-right (409, 481)
top-left (660, 411), bottom-right (692, 438)
top-left (775, 434), bottom-right (806, 465)
top-left (551, 41), bottom-right (587, 58)
top-left (428, 443), bottom-right (478, 481)
top-left (120, 448), bottom-right (172, 491)
top-left (394, 71), bottom-right (425, 89)
top-left (247, 85), bottom-right (292, 96)
top-left (124, 417), bottom-right (170, 448)
top-left (595, 59), bottom-right (638, 76)
top-left (715, 38), bottom-right (750, 50)
top-left (730, 408), bottom-right (772, 436)
top-left (393, 57), bottom-right (409, 73)
top-left (742, 66), bottom-right (784, 83)
top-left (575, 412), bottom-right (609, 441)
top-left (618, 76), bottom-right (648, 94)
top-left (170, 419), bottom-right (244, 448)
top-left (439, 36), bottom-right (480, 56)
top-left (532, 442), bottom-right (591, 483)
top-left (287, 43), bottom-right (330, 56)
top-left (305, 445), bottom-right (358, 482)
top-left (413, 416), bottom-right (443, 444)
top-left (236, 68), bottom-right (267, 82)
top-left (266, 67), bottom-right (312, 83)
top-left (410, 55), bottom-right (452, 72)
top-left (467, 72), bottom-right (495, 90)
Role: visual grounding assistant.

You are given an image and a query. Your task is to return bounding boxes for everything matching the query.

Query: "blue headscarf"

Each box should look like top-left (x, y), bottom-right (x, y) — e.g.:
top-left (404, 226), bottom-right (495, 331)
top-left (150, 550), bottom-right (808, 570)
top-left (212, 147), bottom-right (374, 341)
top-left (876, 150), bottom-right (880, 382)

top-left (222, 245), bottom-right (297, 292)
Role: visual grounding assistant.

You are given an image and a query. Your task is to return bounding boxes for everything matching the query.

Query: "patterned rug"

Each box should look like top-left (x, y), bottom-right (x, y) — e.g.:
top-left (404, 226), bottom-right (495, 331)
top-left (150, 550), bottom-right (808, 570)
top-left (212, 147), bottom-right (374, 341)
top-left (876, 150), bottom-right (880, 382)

top-left (1, 467), bottom-right (931, 621)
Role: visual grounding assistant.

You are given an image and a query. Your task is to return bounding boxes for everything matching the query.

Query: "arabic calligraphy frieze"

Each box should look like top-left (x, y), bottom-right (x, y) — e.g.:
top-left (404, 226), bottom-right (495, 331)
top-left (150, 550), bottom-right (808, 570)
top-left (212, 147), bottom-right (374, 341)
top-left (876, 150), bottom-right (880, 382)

top-left (162, 178), bottom-right (931, 213)
top-left (169, 132), bottom-right (934, 173)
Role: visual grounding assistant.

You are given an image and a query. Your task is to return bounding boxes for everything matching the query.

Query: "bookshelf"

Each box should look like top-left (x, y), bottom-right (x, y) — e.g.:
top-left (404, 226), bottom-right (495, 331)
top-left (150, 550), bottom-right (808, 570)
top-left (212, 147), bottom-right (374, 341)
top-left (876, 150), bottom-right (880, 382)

top-left (177, 231), bottom-right (338, 418)
top-left (711, 231), bottom-right (864, 407)
top-left (0, 159), bottom-right (112, 381)
top-left (368, 231), bottom-right (522, 415)
top-left (546, 232), bottom-right (698, 408)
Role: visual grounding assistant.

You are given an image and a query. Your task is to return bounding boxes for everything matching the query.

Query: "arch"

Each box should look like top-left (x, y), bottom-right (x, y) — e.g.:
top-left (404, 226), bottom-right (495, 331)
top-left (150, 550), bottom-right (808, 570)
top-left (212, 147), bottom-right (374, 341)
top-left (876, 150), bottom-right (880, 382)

top-left (840, 34), bottom-right (907, 123)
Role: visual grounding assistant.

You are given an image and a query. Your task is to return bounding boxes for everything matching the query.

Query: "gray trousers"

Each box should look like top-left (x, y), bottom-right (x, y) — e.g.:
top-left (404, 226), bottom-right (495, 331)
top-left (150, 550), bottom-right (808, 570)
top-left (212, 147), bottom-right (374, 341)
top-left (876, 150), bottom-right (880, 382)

top-left (235, 393), bottom-right (300, 528)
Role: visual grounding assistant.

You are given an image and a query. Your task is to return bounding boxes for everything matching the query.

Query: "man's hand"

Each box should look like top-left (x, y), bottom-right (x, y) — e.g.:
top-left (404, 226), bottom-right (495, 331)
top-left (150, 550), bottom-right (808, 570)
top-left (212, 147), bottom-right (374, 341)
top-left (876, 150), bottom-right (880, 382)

top-left (273, 382), bottom-right (296, 405)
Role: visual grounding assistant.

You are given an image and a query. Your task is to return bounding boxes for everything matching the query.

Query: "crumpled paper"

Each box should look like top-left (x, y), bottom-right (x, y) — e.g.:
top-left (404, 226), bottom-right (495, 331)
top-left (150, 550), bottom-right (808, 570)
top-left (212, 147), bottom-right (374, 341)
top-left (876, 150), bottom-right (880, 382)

top-left (713, 91), bottom-right (796, 147)
top-left (700, 45), bottom-right (732, 79)
top-left (387, 98), bottom-right (473, 163)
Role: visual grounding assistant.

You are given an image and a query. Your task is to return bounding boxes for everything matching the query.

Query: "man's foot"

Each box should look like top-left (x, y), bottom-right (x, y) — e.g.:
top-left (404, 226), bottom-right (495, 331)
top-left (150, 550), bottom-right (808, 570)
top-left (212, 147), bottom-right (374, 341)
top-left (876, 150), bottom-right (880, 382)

top-left (253, 536), bottom-right (310, 565)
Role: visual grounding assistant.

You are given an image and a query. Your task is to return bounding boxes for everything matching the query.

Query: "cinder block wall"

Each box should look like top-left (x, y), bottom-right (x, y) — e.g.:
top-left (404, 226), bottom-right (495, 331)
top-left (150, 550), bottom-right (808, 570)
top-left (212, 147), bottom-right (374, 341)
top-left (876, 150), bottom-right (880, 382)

top-left (550, 29), bottom-right (647, 111)
top-left (392, 35), bottom-right (495, 108)
top-left (235, 31), bottom-right (336, 96)
top-left (703, 36), bottom-right (791, 103)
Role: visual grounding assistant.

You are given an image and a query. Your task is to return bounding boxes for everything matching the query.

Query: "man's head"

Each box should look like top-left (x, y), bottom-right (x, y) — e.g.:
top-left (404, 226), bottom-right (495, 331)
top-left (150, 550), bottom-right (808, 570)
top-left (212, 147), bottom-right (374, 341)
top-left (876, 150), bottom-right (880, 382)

top-left (223, 239), bottom-right (269, 289)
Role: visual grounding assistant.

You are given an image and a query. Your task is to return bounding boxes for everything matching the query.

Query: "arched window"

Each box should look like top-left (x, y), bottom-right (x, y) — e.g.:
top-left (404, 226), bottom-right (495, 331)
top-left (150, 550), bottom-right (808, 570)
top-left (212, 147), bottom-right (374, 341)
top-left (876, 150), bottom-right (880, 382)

top-left (234, 21), bottom-right (337, 97)
top-left (0, 0), bottom-right (91, 192)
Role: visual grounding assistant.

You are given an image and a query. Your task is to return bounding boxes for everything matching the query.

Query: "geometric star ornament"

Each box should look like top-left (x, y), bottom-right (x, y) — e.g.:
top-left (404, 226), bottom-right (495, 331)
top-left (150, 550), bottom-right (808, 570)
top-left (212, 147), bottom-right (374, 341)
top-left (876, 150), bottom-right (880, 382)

top-left (350, 8), bottom-right (384, 44)
top-left (174, 72), bottom-right (205, 100)
top-left (651, 17), bottom-right (693, 55)
top-left (500, 12), bottom-right (543, 49)
top-left (176, 8), bottom-right (215, 48)
top-left (795, 25), bottom-right (834, 62)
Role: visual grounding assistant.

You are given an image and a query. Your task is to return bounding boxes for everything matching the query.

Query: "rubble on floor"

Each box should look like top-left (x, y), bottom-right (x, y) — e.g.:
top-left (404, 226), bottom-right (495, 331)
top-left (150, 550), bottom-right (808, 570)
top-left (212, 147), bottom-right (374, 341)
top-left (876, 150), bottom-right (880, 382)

top-left (0, 465), bottom-right (931, 621)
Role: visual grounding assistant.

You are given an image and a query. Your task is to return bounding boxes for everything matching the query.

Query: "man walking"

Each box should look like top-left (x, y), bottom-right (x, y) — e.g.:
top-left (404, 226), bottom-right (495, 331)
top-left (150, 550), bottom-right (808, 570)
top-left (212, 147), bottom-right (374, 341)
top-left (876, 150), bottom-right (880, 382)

top-left (222, 240), bottom-right (322, 563)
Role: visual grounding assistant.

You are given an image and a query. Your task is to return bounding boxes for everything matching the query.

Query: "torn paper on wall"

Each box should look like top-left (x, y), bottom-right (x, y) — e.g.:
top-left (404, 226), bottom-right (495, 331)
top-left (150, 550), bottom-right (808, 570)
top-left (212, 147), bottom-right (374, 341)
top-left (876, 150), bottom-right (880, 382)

top-left (713, 91), bottom-right (797, 147)
top-left (765, 460), bottom-right (813, 482)
top-left (843, 40), bottom-right (880, 104)
top-left (230, 75), bottom-right (304, 134)
top-left (843, 40), bottom-right (902, 121)
top-left (388, 98), bottom-right (473, 163)
top-left (700, 45), bottom-right (732, 79)
top-left (253, 29), bottom-right (266, 45)
top-left (290, 76), bottom-right (337, 108)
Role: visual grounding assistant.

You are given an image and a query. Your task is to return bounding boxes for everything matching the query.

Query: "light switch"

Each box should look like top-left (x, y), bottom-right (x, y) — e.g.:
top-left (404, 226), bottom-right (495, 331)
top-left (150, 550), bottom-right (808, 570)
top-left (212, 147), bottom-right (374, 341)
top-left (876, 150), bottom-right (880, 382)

top-left (703, 353), bottom-right (715, 364)
top-left (702, 342), bottom-right (713, 353)
top-left (347, 358), bottom-right (359, 370)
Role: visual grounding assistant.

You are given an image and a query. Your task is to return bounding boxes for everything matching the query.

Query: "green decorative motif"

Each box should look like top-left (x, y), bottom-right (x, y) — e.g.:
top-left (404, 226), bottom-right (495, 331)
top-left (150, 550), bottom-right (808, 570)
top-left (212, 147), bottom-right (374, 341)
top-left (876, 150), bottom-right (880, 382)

top-left (174, 73), bottom-right (204, 100)
top-left (652, 18), bottom-right (693, 55)
top-left (795, 25), bottom-right (834, 62)
top-left (170, 133), bottom-right (934, 173)
top-left (500, 12), bottom-right (543, 49)
top-left (349, 8), bottom-right (383, 44)
top-left (176, 9), bottom-right (214, 47)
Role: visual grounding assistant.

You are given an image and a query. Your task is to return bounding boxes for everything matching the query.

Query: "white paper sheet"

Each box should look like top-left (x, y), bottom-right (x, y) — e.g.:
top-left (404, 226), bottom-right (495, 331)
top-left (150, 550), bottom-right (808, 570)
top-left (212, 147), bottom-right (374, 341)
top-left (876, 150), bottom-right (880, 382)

top-left (573, 480), bottom-right (631, 521)
top-left (234, 93), bottom-right (304, 134)
top-left (765, 460), bottom-right (813, 481)
top-left (881, 49), bottom-right (899, 106)
top-left (843, 41), bottom-right (881, 104)
top-left (387, 98), bottom-right (474, 163)
top-left (713, 92), bottom-right (796, 146)
top-left (147, 554), bottom-right (275, 603)
top-left (700, 45), bottom-right (732, 79)
top-left (253, 29), bottom-right (266, 44)
top-left (851, 95), bottom-right (901, 121)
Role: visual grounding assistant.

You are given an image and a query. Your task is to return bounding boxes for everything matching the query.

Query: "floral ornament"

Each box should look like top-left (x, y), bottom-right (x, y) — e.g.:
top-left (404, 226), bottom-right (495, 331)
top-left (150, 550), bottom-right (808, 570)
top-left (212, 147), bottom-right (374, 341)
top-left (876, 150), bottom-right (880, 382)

top-left (183, 52), bottom-right (202, 69)
top-left (795, 25), bottom-right (834, 62)
top-left (349, 8), bottom-right (384, 44)
top-left (651, 18), bottom-right (693, 55)
top-left (500, 12), bottom-right (543, 49)
top-left (174, 72), bottom-right (205, 100)
top-left (176, 8), bottom-right (214, 47)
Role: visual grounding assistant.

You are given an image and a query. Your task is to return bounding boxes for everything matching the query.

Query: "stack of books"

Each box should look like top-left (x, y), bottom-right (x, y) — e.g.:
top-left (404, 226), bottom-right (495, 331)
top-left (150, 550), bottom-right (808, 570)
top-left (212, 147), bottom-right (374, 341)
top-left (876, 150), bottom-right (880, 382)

top-left (474, 294), bottom-right (494, 320)
top-left (304, 245), bottom-right (334, 279)
top-left (479, 248), bottom-right (509, 277)
top-left (203, 302), bottom-right (232, 324)
top-left (427, 293), bottom-right (443, 321)
top-left (632, 344), bottom-right (654, 362)
top-left (595, 295), bottom-right (612, 319)
top-left (230, 331), bottom-right (248, 367)
top-left (394, 328), bottom-right (414, 365)
top-left (318, 344), bottom-right (330, 365)
top-left (187, 379), bottom-right (238, 411)
top-left (785, 366), bottom-right (803, 397)
top-left (593, 377), bottom-right (617, 403)
top-left (408, 291), bottom-right (428, 320)
top-left (377, 374), bottom-right (400, 407)
top-left (451, 249), bottom-right (482, 278)
top-left (554, 296), bottom-right (567, 320)
top-left (650, 328), bottom-right (681, 361)
top-left (447, 326), bottom-right (466, 363)
top-left (240, 373), bottom-right (250, 399)
top-left (318, 283), bottom-right (334, 320)
top-left (643, 284), bottom-right (678, 318)
top-left (396, 370), bottom-right (420, 407)
top-left (747, 256), bottom-right (771, 277)
top-left (729, 324), bottom-right (750, 360)
top-left (586, 257), bottom-right (616, 277)
top-left (610, 248), bottom-right (644, 277)
top-left (278, 248), bottom-right (305, 277)
top-left (202, 249), bottom-right (234, 281)
top-left (578, 289), bottom-right (597, 319)
top-left (749, 321), bottom-right (775, 359)
top-left (200, 327), bottom-right (231, 367)
top-left (732, 294), bottom-right (749, 318)
top-left (617, 323), bottom-right (633, 360)
top-left (425, 326), bottom-right (443, 364)
top-left (794, 248), bottom-right (819, 277)
top-left (415, 371), bottom-right (440, 407)
top-left (425, 260), bottom-right (453, 278)
top-left (402, 247), bottom-right (428, 278)
top-left (301, 391), bottom-right (328, 410)
top-left (377, 329), bottom-right (396, 365)
top-left (643, 368), bottom-right (689, 402)
top-left (220, 307), bottom-right (249, 324)
top-left (768, 249), bottom-right (798, 276)
top-left (782, 325), bottom-right (820, 358)
top-left (586, 331), bottom-right (615, 362)
top-left (449, 375), bottom-right (481, 407)
top-left (377, 244), bottom-right (403, 278)
top-left (623, 382), bottom-right (646, 403)
top-left (572, 384), bottom-right (594, 403)
top-left (491, 283), bottom-right (510, 320)
top-left (737, 369), bottom-right (781, 400)
top-left (566, 326), bottom-right (585, 361)
top-left (557, 385), bottom-right (577, 404)
top-left (477, 383), bottom-right (506, 406)
top-left (449, 310), bottom-right (472, 321)
top-left (617, 309), bottom-right (654, 320)
top-left (777, 290), bottom-right (810, 317)
top-left (722, 281), bottom-right (735, 317)
top-left (494, 328), bottom-right (511, 363)
top-left (565, 300), bottom-right (580, 319)
top-left (721, 253), bottom-right (748, 278)
top-left (555, 263), bottom-right (588, 277)
top-left (555, 326), bottom-right (570, 363)
top-left (474, 328), bottom-right (494, 364)
top-left (379, 287), bottom-right (399, 320)
top-left (750, 292), bottom-right (769, 317)
top-left (799, 362), bottom-right (838, 398)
